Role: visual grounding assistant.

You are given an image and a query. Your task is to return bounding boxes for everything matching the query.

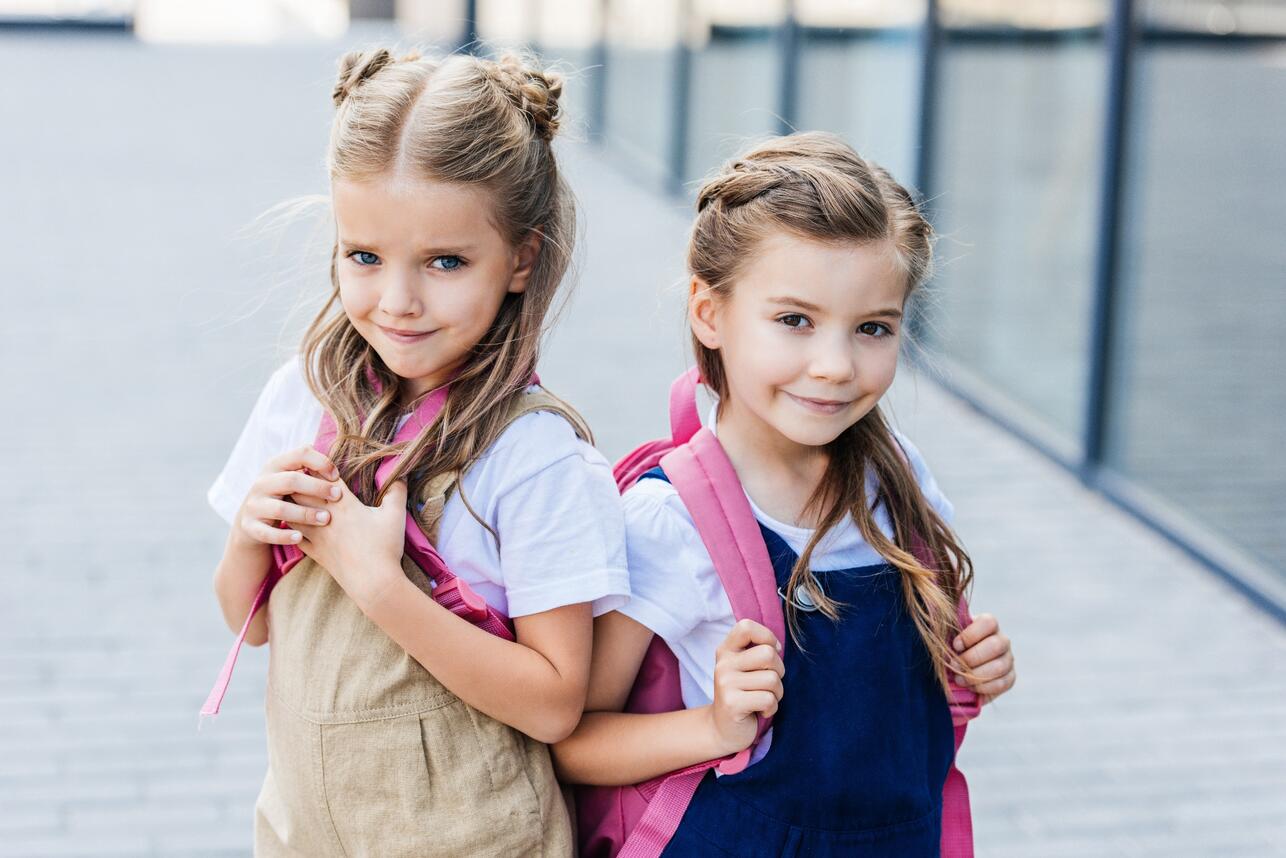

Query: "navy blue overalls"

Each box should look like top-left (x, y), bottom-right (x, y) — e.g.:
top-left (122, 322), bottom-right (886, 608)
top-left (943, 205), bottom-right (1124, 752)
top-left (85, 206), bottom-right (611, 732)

top-left (647, 470), bottom-right (955, 857)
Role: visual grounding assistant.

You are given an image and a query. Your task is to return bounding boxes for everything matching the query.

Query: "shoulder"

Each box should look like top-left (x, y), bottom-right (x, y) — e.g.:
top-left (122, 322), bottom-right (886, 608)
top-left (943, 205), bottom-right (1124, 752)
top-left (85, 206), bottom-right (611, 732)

top-left (619, 475), bottom-right (728, 640)
top-left (247, 355), bottom-right (319, 426)
top-left (483, 395), bottom-right (610, 481)
top-left (889, 428), bottom-right (955, 524)
top-left (464, 390), bottom-right (613, 501)
top-left (622, 476), bottom-right (693, 539)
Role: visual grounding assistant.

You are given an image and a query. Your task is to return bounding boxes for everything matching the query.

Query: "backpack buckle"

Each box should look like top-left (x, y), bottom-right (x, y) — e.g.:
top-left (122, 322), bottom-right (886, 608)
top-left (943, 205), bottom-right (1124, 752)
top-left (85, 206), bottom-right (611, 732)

top-left (433, 577), bottom-right (490, 623)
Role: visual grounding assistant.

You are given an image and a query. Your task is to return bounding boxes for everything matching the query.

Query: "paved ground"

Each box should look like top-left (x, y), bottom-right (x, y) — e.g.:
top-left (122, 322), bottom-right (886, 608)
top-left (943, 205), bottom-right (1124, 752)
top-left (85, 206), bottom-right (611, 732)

top-left (1, 27), bottom-right (1284, 858)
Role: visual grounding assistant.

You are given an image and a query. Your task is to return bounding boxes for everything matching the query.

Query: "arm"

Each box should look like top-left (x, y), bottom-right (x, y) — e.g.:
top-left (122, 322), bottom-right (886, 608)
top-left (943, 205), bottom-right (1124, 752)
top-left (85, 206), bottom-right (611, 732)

top-left (211, 445), bottom-right (341, 646)
top-left (552, 613), bottom-right (784, 786)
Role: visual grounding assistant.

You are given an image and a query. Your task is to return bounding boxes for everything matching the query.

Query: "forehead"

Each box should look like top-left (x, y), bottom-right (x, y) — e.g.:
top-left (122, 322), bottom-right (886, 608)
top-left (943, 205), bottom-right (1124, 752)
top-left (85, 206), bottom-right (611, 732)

top-left (331, 174), bottom-right (503, 247)
top-left (737, 231), bottom-right (907, 311)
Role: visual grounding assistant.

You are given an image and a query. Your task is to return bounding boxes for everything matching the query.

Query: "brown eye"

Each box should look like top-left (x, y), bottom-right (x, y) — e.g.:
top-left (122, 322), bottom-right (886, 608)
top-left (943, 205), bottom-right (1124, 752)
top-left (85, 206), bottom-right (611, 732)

top-left (778, 314), bottom-right (809, 329)
top-left (858, 322), bottom-right (892, 337)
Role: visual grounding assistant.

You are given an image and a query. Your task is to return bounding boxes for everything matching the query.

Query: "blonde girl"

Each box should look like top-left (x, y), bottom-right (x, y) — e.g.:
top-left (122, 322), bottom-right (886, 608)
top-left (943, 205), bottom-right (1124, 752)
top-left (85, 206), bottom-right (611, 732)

top-left (207, 49), bottom-right (628, 856)
top-left (555, 132), bottom-right (1015, 857)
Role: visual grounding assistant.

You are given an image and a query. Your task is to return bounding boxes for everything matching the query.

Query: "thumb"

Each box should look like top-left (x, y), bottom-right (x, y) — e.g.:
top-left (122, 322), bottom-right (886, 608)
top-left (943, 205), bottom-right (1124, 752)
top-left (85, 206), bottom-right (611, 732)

top-left (381, 480), bottom-right (408, 510)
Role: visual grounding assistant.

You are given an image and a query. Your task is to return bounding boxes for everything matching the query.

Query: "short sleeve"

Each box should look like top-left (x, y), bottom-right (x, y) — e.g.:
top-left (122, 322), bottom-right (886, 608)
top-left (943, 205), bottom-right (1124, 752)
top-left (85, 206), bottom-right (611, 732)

top-left (892, 429), bottom-right (955, 525)
top-left (617, 482), bottom-right (717, 646)
top-left (206, 359), bottom-right (324, 524)
top-left (487, 414), bottom-right (630, 618)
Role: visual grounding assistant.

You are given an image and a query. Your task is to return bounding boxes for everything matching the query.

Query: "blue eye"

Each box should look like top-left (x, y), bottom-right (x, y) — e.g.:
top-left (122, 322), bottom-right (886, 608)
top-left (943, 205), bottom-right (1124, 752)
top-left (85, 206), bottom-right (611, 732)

top-left (778, 314), bottom-right (810, 329)
top-left (431, 256), bottom-right (464, 271)
top-left (348, 251), bottom-right (380, 266)
top-left (859, 322), bottom-right (893, 337)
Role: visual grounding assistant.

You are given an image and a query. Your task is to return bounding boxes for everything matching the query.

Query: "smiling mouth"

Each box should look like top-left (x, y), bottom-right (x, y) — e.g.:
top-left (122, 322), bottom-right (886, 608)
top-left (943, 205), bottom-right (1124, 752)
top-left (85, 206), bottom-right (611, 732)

top-left (785, 392), bottom-right (853, 415)
top-left (379, 325), bottom-right (437, 343)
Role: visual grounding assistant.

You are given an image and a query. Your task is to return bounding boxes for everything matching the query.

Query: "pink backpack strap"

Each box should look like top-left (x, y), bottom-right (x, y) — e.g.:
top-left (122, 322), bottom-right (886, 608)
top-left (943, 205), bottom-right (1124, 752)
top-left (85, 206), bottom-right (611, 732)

top-left (201, 381), bottom-right (517, 720)
top-left (619, 428), bottom-right (785, 857)
top-left (668, 367), bottom-right (702, 445)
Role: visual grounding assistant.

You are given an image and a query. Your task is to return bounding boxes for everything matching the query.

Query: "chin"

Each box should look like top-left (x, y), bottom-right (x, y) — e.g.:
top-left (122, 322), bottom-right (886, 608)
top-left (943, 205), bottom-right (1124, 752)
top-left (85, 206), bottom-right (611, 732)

top-left (775, 419), bottom-right (849, 449)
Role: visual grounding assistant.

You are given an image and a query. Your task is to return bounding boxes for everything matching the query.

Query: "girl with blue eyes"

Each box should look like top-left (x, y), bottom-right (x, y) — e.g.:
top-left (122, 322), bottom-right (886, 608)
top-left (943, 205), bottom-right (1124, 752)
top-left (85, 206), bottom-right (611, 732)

top-left (554, 133), bottom-right (1015, 857)
top-left (205, 49), bottom-right (628, 856)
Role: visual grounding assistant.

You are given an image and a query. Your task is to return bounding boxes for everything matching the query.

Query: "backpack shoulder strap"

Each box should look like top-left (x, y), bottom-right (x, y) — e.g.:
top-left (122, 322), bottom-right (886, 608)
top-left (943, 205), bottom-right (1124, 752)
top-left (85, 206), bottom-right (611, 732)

top-left (658, 426), bottom-right (785, 774)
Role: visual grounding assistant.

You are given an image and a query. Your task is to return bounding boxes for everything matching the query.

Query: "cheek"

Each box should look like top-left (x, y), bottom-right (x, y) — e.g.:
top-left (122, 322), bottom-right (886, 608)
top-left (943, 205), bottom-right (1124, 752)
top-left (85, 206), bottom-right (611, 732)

top-left (859, 342), bottom-right (900, 392)
top-left (337, 276), bottom-right (376, 320)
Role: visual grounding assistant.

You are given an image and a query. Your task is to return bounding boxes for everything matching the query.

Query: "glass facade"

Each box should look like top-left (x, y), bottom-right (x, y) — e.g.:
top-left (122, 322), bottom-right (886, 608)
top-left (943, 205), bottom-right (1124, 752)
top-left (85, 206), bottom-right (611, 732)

top-left (1108, 0), bottom-right (1286, 573)
top-left (928, 2), bottom-right (1108, 447)
top-left (476, 0), bottom-right (1286, 604)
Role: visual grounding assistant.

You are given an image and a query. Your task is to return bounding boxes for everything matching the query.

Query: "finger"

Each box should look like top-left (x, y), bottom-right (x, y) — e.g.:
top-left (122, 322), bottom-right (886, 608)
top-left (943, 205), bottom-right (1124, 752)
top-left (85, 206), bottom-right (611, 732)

top-left (262, 470), bottom-right (342, 503)
top-left (718, 619), bottom-right (781, 658)
top-left (380, 480), bottom-right (408, 509)
top-left (251, 498), bottom-right (331, 526)
top-left (959, 633), bottom-right (1010, 669)
top-left (243, 519), bottom-right (303, 546)
top-left (953, 613), bottom-right (998, 653)
top-left (972, 671), bottom-right (1016, 697)
top-left (730, 643), bottom-right (781, 674)
top-left (959, 657), bottom-right (1010, 685)
top-left (268, 445), bottom-right (340, 481)
top-left (731, 669), bottom-right (785, 698)
top-left (738, 690), bottom-right (778, 717)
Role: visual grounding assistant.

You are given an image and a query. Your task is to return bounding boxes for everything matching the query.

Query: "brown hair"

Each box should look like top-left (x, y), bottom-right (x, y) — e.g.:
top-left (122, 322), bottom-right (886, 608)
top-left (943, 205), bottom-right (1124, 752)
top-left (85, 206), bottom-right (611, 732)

top-left (689, 131), bottom-right (972, 692)
top-left (301, 48), bottom-right (582, 532)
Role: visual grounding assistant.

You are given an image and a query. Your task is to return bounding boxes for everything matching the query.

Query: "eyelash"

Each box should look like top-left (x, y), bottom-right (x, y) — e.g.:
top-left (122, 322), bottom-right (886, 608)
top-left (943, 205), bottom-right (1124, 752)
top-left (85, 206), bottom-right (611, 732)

top-left (775, 315), bottom-right (894, 338)
top-left (344, 251), bottom-right (466, 271)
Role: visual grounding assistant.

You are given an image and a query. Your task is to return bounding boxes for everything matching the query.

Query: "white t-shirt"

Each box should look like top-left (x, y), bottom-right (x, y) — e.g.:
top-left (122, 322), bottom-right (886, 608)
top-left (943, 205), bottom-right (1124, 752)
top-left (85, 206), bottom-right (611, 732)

top-left (208, 358), bottom-right (630, 619)
top-left (618, 407), bottom-right (955, 763)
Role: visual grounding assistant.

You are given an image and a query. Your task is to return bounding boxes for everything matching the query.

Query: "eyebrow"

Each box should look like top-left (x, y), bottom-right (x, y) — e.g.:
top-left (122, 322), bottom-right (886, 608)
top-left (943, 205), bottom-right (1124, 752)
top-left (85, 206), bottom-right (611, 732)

top-left (767, 296), bottom-right (903, 320)
top-left (339, 238), bottom-right (478, 255)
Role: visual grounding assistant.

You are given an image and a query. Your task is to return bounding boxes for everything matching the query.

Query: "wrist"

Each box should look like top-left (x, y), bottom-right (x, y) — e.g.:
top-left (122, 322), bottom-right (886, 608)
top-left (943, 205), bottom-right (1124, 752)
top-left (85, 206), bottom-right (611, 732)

top-left (699, 704), bottom-right (741, 759)
top-left (354, 558), bottom-right (408, 617)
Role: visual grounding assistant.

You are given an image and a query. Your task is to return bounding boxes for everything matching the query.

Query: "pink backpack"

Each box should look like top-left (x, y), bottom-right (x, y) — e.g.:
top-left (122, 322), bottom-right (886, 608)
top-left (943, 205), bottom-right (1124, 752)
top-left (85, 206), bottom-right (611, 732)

top-left (577, 368), bottom-right (982, 858)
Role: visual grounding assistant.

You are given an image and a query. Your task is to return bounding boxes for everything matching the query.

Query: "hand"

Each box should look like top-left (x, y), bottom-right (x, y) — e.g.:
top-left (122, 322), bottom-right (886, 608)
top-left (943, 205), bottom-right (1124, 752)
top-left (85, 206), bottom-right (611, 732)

top-left (295, 479), bottom-right (408, 612)
top-left (234, 446), bottom-right (341, 548)
top-left (706, 619), bottom-right (785, 758)
top-left (952, 613), bottom-right (1015, 703)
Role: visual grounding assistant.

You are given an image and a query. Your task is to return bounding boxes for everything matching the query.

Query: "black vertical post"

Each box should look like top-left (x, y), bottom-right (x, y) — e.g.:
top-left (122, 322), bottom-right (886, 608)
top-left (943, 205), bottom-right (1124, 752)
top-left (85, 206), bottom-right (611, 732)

top-left (667, 0), bottom-right (693, 195)
top-left (913, 0), bottom-right (941, 206)
top-left (590, 0), bottom-right (610, 141)
top-left (776, 1), bottom-right (800, 135)
top-left (460, 0), bottom-right (479, 54)
top-left (1083, 0), bottom-right (1136, 476)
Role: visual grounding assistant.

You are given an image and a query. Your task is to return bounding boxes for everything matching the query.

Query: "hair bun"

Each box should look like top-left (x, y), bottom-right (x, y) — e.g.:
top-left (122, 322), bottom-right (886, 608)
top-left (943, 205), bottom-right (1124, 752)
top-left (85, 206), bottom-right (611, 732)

top-left (486, 54), bottom-right (564, 142)
top-left (333, 49), bottom-right (395, 107)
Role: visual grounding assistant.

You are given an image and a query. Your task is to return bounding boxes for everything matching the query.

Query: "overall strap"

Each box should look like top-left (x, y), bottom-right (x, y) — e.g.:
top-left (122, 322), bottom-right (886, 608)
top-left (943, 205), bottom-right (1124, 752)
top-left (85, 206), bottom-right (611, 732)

top-left (621, 427), bottom-right (785, 857)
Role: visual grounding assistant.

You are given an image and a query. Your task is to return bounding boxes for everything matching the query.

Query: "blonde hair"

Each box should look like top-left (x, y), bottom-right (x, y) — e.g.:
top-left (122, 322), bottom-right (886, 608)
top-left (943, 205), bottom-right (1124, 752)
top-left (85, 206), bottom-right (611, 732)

top-left (302, 48), bottom-right (580, 531)
top-left (690, 131), bottom-right (972, 693)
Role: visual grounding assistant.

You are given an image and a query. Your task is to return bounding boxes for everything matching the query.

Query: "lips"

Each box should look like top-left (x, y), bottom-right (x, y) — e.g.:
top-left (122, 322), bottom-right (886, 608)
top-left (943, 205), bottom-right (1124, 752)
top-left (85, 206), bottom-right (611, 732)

top-left (379, 325), bottom-right (436, 344)
top-left (785, 392), bottom-right (853, 415)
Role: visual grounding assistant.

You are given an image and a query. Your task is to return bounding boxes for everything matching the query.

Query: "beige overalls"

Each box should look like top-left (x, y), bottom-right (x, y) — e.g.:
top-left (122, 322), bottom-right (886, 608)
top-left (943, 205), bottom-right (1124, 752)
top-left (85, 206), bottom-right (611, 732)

top-left (254, 391), bottom-right (587, 857)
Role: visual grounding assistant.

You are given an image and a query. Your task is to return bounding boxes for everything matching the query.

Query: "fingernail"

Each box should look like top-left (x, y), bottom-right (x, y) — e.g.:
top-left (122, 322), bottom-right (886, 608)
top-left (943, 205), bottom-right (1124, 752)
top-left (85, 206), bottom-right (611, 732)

top-left (290, 531), bottom-right (302, 542)
top-left (316, 511), bottom-right (329, 524)
top-left (330, 486), bottom-right (341, 499)
top-left (953, 637), bottom-right (964, 652)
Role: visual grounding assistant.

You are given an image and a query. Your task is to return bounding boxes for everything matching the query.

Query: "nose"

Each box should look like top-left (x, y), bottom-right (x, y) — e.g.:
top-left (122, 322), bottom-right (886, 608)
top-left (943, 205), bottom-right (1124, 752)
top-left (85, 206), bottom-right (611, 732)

top-left (377, 267), bottom-right (422, 318)
top-left (808, 333), bottom-right (857, 384)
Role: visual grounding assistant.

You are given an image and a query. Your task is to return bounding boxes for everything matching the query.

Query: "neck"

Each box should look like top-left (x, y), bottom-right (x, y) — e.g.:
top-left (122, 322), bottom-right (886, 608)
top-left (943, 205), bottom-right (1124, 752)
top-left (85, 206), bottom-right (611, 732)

top-left (715, 394), bottom-right (830, 529)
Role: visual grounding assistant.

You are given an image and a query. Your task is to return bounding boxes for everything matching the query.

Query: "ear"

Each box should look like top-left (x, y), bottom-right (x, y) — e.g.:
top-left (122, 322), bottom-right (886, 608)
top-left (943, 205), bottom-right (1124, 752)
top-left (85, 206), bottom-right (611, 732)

top-left (688, 276), bottom-right (722, 350)
top-left (507, 231), bottom-right (542, 295)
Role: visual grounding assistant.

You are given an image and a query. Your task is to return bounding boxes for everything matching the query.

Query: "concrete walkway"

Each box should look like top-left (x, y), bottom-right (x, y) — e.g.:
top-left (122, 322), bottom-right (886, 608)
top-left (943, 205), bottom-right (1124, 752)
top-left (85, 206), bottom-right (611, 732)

top-left (1, 29), bottom-right (1283, 857)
